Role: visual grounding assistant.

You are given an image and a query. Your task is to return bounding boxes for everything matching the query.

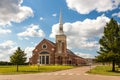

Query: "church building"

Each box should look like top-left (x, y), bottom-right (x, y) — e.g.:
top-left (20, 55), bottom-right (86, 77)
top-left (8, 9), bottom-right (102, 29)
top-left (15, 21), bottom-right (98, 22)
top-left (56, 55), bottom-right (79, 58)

top-left (29, 11), bottom-right (86, 65)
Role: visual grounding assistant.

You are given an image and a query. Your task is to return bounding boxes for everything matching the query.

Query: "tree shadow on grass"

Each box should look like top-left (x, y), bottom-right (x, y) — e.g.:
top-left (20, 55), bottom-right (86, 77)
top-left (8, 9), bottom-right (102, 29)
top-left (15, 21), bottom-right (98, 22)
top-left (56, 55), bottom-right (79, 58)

top-left (108, 70), bottom-right (120, 73)
top-left (19, 70), bottom-right (41, 73)
top-left (0, 66), bottom-right (11, 68)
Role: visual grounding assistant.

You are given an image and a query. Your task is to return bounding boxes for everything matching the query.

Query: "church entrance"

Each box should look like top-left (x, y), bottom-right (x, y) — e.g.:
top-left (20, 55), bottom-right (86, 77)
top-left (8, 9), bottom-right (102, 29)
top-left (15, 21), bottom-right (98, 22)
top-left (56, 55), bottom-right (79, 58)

top-left (57, 56), bottom-right (63, 65)
top-left (39, 51), bottom-right (50, 65)
top-left (68, 60), bottom-right (72, 65)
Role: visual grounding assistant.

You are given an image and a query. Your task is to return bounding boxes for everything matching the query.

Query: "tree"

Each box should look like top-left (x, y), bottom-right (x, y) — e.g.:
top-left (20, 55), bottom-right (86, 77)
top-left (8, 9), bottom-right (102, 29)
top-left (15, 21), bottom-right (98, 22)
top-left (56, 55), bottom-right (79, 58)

top-left (10, 47), bottom-right (27, 72)
top-left (96, 18), bottom-right (120, 72)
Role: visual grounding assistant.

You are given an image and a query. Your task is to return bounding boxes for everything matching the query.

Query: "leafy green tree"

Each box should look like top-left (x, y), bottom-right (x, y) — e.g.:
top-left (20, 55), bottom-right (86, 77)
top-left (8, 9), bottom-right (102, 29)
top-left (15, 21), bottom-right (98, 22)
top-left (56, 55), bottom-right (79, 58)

top-left (10, 47), bottom-right (27, 72)
top-left (96, 18), bottom-right (120, 72)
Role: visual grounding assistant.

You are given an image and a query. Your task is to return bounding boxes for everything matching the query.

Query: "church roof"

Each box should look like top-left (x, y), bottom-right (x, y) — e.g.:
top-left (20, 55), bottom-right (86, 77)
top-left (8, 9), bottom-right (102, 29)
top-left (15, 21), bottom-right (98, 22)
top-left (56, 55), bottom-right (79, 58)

top-left (67, 49), bottom-right (84, 59)
top-left (44, 38), bottom-right (55, 46)
top-left (67, 49), bottom-right (75, 55)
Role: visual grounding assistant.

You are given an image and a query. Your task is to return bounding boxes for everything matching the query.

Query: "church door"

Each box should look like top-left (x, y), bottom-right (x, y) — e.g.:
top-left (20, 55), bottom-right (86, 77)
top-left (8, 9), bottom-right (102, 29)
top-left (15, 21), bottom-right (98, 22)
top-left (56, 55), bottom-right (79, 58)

top-left (58, 56), bottom-right (62, 65)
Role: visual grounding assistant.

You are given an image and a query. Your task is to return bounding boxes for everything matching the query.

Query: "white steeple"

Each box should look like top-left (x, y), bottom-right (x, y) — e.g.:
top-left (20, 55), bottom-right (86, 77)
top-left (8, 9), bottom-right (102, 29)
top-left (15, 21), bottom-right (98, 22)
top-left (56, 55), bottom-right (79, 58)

top-left (59, 9), bottom-right (62, 25)
top-left (58, 9), bottom-right (64, 35)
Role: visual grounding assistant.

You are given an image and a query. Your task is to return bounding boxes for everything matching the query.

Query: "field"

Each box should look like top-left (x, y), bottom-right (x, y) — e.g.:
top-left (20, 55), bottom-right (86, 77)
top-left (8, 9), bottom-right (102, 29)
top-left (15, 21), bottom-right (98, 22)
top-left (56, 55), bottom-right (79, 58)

top-left (0, 65), bottom-right (74, 74)
top-left (88, 65), bottom-right (120, 76)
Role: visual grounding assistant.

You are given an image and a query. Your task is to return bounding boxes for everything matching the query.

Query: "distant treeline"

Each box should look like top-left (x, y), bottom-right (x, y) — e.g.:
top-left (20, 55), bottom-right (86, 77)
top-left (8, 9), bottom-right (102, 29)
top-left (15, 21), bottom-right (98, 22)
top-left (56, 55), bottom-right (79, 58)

top-left (0, 61), bottom-right (29, 65)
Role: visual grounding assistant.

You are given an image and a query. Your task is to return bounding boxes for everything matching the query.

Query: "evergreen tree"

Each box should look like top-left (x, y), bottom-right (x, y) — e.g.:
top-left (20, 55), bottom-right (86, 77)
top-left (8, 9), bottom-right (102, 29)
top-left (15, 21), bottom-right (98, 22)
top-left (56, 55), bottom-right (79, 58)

top-left (96, 18), bottom-right (120, 72)
top-left (10, 47), bottom-right (26, 72)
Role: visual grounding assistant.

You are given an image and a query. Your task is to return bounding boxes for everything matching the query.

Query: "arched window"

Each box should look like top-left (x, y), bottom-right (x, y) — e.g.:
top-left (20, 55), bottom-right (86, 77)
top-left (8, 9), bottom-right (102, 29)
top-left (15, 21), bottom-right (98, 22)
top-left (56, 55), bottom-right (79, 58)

top-left (40, 51), bottom-right (49, 54)
top-left (58, 40), bottom-right (62, 53)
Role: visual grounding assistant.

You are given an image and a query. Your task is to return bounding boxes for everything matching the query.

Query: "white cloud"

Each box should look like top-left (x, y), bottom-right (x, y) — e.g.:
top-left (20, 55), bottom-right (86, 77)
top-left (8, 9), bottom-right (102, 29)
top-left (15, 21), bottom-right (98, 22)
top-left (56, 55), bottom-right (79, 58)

top-left (0, 0), bottom-right (33, 26)
top-left (0, 40), bottom-right (17, 61)
top-left (75, 52), bottom-right (94, 58)
top-left (40, 17), bottom-right (44, 21)
top-left (24, 47), bottom-right (34, 61)
top-left (52, 13), bottom-right (57, 17)
top-left (112, 12), bottom-right (120, 17)
top-left (66, 0), bottom-right (120, 14)
top-left (50, 15), bottom-right (110, 50)
top-left (17, 24), bottom-right (45, 38)
top-left (0, 28), bottom-right (11, 34)
top-left (0, 40), bottom-right (35, 61)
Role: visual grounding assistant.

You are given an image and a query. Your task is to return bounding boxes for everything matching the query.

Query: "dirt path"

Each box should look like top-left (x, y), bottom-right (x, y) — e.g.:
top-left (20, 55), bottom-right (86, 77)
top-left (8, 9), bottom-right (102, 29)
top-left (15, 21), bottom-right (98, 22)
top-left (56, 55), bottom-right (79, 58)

top-left (0, 66), bottom-right (119, 80)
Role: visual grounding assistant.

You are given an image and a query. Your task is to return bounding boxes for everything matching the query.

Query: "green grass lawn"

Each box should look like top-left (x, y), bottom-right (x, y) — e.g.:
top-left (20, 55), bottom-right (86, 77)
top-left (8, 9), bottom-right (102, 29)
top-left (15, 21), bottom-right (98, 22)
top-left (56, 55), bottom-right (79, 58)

top-left (88, 65), bottom-right (120, 76)
top-left (0, 65), bottom-right (74, 74)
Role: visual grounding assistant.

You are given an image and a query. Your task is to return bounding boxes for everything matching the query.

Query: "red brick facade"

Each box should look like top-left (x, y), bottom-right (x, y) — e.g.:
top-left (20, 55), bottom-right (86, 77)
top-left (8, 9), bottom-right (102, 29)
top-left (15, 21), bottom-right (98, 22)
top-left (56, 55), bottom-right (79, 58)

top-left (29, 39), bottom-right (86, 65)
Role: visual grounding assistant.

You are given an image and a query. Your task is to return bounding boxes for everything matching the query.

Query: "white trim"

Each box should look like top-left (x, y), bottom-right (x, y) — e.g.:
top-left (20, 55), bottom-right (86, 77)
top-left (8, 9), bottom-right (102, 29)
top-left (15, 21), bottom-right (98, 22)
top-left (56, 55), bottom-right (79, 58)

top-left (40, 56), bottom-right (42, 64)
top-left (45, 56), bottom-right (46, 64)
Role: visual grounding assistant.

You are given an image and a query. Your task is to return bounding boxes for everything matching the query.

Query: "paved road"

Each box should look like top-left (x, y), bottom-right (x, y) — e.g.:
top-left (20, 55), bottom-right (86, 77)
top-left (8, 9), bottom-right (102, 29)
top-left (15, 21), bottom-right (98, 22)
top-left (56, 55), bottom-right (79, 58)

top-left (0, 66), bottom-right (119, 80)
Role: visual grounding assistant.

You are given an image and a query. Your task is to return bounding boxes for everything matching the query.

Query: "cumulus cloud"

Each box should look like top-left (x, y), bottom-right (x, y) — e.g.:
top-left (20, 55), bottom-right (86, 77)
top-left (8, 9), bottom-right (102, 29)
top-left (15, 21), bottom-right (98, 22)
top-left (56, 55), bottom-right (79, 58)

top-left (66, 0), bottom-right (120, 14)
top-left (0, 0), bottom-right (33, 26)
top-left (24, 47), bottom-right (34, 61)
top-left (0, 40), bottom-right (35, 61)
top-left (0, 40), bottom-right (17, 61)
top-left (17, 24), bottom-right (45, 39)
top-left (50, 15), bottom-right (110, 50)
top-left (112, 12), bottom-right (120, 17)
top-left (75, 52), bottom-right (94, 58)
top-left (0, 28), bottom-right (11, 34)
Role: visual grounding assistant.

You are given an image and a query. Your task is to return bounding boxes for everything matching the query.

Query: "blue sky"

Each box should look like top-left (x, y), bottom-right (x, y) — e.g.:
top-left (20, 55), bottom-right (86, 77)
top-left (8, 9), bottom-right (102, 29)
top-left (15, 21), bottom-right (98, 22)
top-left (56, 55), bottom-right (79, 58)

top-left (0, 0), bottom-right (120, 61)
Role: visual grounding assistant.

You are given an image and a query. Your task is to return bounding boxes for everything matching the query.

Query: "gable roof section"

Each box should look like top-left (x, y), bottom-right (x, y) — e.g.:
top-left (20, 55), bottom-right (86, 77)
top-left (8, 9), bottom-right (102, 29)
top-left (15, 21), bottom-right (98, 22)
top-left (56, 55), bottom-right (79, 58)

top-left (36, 38), bottom-right (55, 48)
top-left (67, 49), bottom-right (75, 55)
top-left (44, 39), bottom-right (55, 46)
top-left (67, 49), bottom-right (84, 59)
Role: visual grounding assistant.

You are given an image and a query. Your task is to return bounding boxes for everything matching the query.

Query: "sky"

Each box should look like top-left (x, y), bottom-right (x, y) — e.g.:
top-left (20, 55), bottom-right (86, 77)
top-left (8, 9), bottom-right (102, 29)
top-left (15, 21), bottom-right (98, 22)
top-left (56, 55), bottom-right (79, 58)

top-left (0, 0), bottom-right (120, 61)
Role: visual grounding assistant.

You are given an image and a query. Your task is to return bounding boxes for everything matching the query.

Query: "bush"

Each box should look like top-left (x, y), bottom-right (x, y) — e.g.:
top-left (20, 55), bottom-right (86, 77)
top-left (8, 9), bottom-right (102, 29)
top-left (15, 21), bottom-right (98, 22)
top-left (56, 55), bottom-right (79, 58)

top-left (0, 61), bottom-right (13, 65)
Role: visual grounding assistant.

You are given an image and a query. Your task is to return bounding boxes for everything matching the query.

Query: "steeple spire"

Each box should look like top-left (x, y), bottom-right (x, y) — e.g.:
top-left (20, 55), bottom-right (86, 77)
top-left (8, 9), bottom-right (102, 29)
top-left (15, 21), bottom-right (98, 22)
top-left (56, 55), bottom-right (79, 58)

top-left (59, 9), bottom-right (62, 25)
top-left (58, 9), bottom-right (64, 35)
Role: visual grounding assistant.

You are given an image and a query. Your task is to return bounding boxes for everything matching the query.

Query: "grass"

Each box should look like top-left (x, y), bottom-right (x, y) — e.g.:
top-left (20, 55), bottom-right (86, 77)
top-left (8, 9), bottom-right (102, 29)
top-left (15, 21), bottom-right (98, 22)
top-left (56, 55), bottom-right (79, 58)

top-left (0, 65), bottom-right (74, 74)
top-left (88, 65), bottom-right (120, 76)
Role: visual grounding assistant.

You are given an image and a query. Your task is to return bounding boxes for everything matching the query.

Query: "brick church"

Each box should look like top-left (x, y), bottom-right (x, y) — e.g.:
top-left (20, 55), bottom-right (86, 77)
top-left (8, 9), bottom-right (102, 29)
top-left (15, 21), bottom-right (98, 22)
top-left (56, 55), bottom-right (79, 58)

top-left (29, 11), bottom-right (86, 65)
